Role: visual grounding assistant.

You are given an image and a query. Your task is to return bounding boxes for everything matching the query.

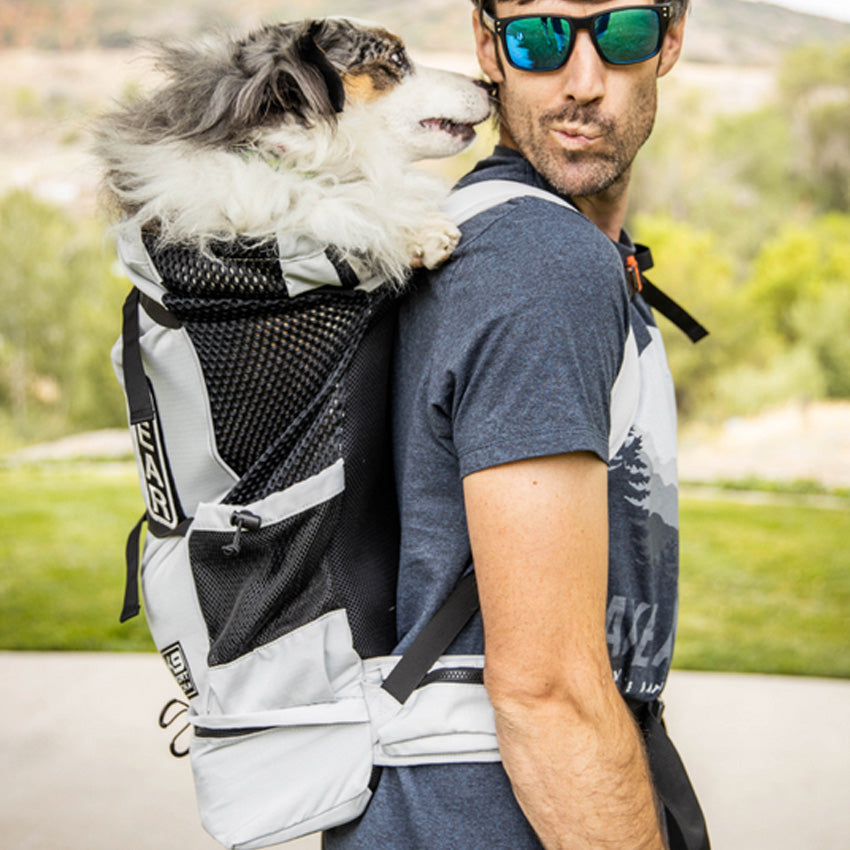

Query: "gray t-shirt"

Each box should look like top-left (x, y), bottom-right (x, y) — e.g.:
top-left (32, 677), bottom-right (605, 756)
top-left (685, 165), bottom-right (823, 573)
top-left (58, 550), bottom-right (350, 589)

top-left (323, 147), bottom-right (680, 849)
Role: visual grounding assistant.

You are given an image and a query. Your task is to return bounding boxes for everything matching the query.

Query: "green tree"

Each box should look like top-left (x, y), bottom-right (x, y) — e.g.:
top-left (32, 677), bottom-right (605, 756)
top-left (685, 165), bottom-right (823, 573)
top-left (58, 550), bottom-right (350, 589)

top-left (629, 42), bottom-right (850, 421)
top-left (0, 190), bottom-right (127, 445)
top-left (632, 213), bottom-right (752, 422)
top-left (778, 42), bottom-right (850, 213)
top-left (743, 213), bottom-right (850, 400)
top-left (632, 97), bottom-right (794, 265)
top-left (634, 40), bottom-right (850, 261)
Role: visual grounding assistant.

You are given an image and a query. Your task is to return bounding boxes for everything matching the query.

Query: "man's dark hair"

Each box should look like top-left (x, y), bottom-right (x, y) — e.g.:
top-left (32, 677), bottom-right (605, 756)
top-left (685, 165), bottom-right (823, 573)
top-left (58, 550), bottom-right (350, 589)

top-left (471, 0), bottom-right (690, 23)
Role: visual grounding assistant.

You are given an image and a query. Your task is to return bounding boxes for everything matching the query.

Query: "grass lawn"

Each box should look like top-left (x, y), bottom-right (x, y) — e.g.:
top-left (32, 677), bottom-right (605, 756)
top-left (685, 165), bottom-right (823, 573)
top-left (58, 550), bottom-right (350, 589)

top-left (1, 464), bottom-right (848, 678)
top-left (0, 463), bottom-right (154, 652)
top-left (674, 492), bottom-right (850, 678)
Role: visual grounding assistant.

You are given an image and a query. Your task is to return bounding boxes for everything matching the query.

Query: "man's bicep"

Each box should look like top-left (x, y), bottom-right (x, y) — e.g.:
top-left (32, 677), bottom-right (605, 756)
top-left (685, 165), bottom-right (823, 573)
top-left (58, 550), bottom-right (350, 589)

top-left (462, 452), bottom-right (612, 698)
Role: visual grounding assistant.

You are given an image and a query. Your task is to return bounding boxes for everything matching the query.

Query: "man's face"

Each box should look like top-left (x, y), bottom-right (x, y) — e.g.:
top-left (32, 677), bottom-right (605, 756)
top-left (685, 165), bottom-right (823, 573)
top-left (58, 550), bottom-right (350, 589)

top-left (474, 0), bottom-right (684, 202)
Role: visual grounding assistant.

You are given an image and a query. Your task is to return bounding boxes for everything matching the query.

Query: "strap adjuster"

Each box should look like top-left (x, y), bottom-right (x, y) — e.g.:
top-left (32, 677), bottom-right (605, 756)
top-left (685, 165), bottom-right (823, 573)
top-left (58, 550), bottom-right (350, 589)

top-left (625, 255), bottom-right (643, 295)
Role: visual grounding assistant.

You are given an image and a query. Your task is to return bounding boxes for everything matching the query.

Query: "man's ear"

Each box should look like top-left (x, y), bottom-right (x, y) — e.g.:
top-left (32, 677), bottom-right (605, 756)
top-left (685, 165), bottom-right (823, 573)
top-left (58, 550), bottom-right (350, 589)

top-left (657, 15), bottom-right (685, 78)
top-left (472, 9), bottom-right (505, 84)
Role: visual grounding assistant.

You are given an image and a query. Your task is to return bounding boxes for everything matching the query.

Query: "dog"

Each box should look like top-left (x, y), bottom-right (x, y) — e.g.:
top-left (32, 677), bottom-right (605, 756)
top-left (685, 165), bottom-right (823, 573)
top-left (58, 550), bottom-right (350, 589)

top-left (92, 17), bottom-right (492, 286)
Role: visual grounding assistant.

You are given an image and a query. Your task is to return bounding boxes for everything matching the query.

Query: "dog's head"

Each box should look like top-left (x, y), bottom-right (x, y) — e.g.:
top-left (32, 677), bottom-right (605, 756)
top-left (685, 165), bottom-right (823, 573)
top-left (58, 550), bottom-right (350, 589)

top-left (131, 18), bottom-right (490, 160)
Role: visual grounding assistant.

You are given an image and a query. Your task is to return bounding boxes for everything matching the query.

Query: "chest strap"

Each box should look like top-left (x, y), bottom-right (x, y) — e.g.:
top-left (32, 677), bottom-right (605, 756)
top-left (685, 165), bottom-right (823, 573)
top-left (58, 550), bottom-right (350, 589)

top-left (631, 244), bottom-right (709, 343)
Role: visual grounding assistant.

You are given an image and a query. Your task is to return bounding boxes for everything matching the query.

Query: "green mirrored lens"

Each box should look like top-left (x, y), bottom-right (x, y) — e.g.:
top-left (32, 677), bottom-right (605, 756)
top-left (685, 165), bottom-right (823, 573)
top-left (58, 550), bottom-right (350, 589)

top-left (594, 8), bottom-right (661, 64)
top-left (505, 16), bottom-right (571, 71)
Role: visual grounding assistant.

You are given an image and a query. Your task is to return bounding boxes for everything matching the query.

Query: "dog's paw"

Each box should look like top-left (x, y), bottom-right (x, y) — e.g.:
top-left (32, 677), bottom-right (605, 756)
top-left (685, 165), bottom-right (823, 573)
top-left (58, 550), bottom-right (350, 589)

top-left (408, 217), bottom-right (462, 270)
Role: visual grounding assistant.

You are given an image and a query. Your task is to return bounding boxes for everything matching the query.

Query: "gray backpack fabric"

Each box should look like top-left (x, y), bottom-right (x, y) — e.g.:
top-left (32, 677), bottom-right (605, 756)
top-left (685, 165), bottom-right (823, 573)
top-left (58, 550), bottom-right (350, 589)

top-left (113, 215), bottom-right (497, 849)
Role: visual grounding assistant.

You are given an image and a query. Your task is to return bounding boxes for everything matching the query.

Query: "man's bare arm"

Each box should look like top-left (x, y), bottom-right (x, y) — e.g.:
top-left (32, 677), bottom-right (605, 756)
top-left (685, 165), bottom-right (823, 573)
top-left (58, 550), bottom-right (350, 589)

top-left (463, 452), bottom-right (665, 849)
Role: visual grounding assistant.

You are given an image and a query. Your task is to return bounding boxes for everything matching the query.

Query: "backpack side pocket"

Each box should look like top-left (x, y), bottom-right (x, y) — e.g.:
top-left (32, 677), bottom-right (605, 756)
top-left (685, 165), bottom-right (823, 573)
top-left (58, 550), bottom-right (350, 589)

top-left (141, 461), bottom-right (375, 848)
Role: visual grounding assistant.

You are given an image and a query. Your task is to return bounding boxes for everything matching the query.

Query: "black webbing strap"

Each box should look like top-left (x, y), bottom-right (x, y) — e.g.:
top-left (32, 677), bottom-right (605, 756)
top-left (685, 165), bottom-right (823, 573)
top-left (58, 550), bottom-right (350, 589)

top-left (632, 245), bottom-right (709, 344)
top-left (381, 571), bottom-right (480, 704)
top-left (380, 571), bottom-right (710, 847)
top-left (139, 291), bottom-right (182, 329)
top-left (122, 289), bottom-right (156, 425)
top-left (119, 288), bottom-right (189, 623)
top-left (641, 280), bottom-right (709, 344)
top-left (633, 700), bottom-right (711, 850)
top-left (121, 513), bottom-right (147, 622)
top-left (120, 289), bottom-right (153, 624)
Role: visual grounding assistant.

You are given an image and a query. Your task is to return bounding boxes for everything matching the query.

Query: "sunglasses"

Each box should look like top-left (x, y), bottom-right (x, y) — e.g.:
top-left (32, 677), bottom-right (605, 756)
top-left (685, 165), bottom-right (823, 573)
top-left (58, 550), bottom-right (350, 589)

top-left (482, 4), bottom-right (673, 71)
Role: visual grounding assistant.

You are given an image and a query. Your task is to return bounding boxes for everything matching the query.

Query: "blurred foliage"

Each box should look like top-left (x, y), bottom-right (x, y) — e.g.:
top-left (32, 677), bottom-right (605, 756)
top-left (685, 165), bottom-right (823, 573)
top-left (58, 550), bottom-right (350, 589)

top-left (630, 40), bottom-right (850, 424)
top-left (2, 40), bottom-right (850, 447)
top-left (0, 191), bottom-right (128, 449)
top-left (3, 0), bottom-right (850, 61)
top-left (781, 42), bottom-right (850, 213)
top-left (635, 40), bottom-right (850, 233)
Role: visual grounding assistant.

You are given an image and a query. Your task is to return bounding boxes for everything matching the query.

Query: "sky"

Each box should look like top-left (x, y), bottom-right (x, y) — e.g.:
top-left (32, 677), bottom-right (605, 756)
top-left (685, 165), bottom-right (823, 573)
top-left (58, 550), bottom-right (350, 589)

top-left (747, 0), bottom-right (850, 22)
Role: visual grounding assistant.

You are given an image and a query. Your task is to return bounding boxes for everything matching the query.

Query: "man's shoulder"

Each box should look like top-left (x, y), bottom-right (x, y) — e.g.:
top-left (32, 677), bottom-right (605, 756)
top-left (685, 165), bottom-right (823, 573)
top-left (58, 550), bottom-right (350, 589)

top-left (451, 149), bottom-right (611, 258)
top-left (439, 192), bottom-right (623, 308)
top-left (406, 148), bottom-right (630, 333)
top-left (456, 190), bottom-right (597, 251)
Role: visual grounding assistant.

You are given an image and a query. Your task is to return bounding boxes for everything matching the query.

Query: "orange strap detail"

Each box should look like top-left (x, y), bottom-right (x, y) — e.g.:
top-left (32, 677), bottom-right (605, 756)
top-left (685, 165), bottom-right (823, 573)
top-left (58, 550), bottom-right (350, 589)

top-left (626, 254), bottom-right (643, 293)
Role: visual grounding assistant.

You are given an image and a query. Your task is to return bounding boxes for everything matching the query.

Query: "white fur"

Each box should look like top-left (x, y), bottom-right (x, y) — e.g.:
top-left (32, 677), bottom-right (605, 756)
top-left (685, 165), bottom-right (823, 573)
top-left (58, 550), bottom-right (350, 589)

top-left (104, 53), bottom-right (491, 285)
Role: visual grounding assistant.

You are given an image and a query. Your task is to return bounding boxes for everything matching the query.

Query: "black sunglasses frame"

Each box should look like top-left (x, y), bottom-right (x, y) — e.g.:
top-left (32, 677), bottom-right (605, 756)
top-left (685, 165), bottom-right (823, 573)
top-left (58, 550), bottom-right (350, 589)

top-left (482, 3), bottom-right (673, 71)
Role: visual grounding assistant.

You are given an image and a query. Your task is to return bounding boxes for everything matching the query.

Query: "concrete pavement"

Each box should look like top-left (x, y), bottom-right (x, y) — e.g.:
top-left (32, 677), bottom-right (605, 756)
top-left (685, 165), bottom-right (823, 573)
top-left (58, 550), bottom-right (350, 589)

top-left (1, 652), bottom-right (848, 849)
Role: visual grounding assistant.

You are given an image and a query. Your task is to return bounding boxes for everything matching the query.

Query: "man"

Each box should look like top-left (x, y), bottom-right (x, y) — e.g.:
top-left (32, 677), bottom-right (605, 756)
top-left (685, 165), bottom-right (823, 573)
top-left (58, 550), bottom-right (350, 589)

top-left (325, 1), bottom-right (705, 847)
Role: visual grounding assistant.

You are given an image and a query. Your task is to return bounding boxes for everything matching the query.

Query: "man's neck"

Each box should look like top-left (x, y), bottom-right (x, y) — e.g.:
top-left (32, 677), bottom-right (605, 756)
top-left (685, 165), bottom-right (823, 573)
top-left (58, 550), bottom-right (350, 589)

top-left (499, 131), bottom-right (632, 241)
top-left (570, 171), bottom-right (631, 243)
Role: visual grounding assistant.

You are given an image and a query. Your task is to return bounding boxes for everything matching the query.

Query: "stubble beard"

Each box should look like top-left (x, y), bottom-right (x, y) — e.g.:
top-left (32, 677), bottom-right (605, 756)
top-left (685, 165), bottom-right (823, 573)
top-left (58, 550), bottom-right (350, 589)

top-left (500, 80), bottom-right (658, 202)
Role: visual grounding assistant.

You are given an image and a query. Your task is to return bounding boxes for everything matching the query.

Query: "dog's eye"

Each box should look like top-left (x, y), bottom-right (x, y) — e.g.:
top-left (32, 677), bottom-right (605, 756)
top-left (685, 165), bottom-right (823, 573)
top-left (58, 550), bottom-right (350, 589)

top-left (389, 51), bottom-right (406, 68)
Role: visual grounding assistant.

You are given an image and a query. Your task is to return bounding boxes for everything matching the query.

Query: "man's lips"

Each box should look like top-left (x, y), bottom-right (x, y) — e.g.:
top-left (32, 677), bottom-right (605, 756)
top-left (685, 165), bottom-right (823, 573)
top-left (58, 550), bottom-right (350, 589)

top-left (554, 126), bottom-right (601, 143)
top-left (552, 126), bottom-right (604, 151)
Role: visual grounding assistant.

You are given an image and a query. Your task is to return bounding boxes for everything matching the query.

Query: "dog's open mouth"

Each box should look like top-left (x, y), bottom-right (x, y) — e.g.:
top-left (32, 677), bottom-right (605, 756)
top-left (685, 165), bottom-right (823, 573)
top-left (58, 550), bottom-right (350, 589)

top-left (420, 118), bottom-right (477, 143)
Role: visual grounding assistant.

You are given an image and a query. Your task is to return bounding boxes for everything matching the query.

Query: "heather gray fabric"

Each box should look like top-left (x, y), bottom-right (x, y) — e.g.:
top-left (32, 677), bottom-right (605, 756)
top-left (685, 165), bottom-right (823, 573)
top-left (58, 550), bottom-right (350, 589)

top-left (324, 147), bottom-right (680, 849)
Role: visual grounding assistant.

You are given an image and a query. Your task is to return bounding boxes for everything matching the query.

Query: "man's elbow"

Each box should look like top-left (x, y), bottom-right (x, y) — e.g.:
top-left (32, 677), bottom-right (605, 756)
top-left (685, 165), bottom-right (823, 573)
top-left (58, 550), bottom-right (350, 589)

top-left (484, 656), bottom-right (618, 733)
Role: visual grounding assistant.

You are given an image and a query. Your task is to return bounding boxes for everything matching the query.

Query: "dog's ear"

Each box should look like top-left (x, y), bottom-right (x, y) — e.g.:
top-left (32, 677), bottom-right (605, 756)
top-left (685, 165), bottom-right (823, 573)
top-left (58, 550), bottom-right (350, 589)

top-left (234, 21), bottom-right (346, 128)
top-left (298, 21), bottom-right (346, 114)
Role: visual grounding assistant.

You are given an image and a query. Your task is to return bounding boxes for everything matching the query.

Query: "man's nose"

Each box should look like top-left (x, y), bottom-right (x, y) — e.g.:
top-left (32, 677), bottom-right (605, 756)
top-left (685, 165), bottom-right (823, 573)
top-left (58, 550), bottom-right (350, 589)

top-left (560, 30), bottom-right (605, 104)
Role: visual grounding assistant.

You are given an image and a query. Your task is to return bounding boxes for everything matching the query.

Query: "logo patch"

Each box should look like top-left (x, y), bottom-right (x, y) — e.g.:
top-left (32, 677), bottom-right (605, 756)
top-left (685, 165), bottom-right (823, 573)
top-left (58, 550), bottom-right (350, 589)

top-left (161, 642), bottom-right (199, 699)
top-left (133, 414), bottom-right (180, 530)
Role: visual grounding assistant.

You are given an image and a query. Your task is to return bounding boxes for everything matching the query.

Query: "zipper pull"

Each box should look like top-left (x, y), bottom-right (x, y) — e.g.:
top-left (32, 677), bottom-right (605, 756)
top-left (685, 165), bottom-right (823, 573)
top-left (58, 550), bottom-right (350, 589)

top-left (222, 510), bottom-right (262, 557)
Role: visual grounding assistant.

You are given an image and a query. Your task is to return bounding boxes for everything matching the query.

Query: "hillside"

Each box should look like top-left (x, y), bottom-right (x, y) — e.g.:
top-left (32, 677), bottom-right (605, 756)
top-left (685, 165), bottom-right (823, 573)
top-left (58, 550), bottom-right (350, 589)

top-left (686, 0), bottom-right (850, 63)
top-left (3, 0), bottom-right (850, 62)
top-left (1, 0), bottom-right (848, 210)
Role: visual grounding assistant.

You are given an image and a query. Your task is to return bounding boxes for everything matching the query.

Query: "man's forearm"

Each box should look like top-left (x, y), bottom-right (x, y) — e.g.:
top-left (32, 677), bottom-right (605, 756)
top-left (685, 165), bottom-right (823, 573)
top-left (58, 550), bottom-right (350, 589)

top-left (465, 454), bottom-right (664, 847)
top-left (492, 684), bottom-right (666, 850)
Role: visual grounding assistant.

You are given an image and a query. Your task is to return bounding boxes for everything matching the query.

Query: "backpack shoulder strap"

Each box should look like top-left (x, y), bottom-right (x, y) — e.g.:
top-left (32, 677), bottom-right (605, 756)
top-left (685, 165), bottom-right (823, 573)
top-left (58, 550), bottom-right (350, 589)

top-left (444, 179), bottom-right (708, 343)
top-left (119, 287), bottom-right (191, 622)
top-left (380, 571), bottom-right (480, 704)
top-left (380, 183), bottom-right (579, 703)
top-left (444, 178), bottom-right (577, 227)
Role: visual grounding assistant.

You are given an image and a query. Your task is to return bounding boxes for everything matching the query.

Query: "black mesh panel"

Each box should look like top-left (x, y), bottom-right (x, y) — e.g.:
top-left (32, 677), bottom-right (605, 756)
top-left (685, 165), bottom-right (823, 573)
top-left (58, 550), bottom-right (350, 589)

top-left (145, 237), bottom-right (288, 298)
top-left (324, 303), bottom-right (398, 654)
top-left (145, 237), bottom-right (398, 661)
top-left (190, 493), bottom-right (342, 667)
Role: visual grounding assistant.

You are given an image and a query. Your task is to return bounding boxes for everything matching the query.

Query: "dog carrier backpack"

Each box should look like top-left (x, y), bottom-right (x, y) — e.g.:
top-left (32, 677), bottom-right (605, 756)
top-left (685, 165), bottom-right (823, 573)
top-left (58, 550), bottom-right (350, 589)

top-left (114, 180), bottom-right (708, 850)
top-left (113, 224), bottom-right (497, 850)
